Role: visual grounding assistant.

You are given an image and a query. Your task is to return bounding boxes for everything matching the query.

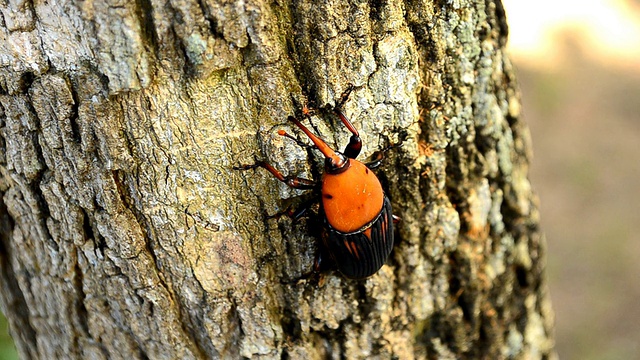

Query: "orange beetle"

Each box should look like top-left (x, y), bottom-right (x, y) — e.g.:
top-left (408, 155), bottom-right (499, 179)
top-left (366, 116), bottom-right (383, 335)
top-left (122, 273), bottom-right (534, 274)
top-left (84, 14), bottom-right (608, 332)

top-left (237, 105), bottom-right (395, 279)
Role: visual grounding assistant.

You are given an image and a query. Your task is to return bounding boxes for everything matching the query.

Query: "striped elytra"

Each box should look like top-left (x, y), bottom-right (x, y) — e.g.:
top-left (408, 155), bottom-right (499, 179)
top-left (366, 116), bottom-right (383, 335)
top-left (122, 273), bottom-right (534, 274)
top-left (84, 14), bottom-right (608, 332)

top-left (322, 197), bottom-right (394, 279)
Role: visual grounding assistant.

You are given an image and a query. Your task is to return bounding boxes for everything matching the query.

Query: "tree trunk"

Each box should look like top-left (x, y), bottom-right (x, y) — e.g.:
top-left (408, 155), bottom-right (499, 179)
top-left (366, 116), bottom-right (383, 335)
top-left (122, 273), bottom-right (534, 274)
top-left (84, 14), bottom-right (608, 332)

top-left (0, 0), bottom-right (555, 359)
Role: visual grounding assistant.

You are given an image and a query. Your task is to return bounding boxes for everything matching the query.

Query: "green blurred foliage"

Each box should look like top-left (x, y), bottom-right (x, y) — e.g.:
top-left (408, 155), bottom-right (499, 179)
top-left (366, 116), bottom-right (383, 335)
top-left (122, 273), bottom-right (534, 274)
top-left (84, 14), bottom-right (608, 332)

top-left (0, 312), bottom-right (18, 360)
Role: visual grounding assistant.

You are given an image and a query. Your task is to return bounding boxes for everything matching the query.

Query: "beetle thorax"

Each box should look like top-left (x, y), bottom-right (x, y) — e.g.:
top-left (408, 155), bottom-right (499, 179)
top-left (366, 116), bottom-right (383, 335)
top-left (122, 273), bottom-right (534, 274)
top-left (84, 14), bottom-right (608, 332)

top-left (321, 159), bottom-right (384, 233)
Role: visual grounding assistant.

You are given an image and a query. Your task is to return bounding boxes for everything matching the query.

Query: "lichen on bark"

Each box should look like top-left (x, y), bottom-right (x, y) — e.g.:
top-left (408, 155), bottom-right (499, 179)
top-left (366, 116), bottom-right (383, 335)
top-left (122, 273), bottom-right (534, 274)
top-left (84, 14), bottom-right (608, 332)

top-left (0, 0), bottom-right (555, 359)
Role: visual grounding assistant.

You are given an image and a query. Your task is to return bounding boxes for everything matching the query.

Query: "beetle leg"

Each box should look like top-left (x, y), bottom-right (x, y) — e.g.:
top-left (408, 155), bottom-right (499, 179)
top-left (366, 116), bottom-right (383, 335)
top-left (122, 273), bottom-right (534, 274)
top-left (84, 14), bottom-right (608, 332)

top-left (233, 161), bottom-right (317, 190)
top-left (364, 140), bottom-right (405, 169)
top-left (336, 84), bottom-right (355, 110)
top-left (331, 85), bottom-right (363, 159)
top-left (294, 233), bottom-right (337, 282)
top-left (365, 151), bottom-right (385, 169)
top-left (294, 246), bottom-right (332, 286)
top-left (267, 196), bottom-right (317, 222)
top-left (392, 215), bottom-right (401, 224)
top-left (334, 109), bottom-right (362, 159)
top-left (313, 245), bottom-right (335, 274)
top-left (289, 203), bottom-right (311, 221)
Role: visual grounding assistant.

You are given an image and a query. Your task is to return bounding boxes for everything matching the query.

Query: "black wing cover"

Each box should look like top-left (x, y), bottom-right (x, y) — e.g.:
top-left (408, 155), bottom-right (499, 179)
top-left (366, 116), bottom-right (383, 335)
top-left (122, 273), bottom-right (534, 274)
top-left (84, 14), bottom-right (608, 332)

top-left (323, 196), bottom-right (394, 279)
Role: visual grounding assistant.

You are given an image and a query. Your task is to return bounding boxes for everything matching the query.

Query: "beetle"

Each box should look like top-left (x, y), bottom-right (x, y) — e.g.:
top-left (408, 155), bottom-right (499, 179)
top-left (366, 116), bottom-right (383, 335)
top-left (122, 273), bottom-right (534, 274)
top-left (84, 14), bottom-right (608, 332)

top-left (236, 105), bottom-right (396, 279)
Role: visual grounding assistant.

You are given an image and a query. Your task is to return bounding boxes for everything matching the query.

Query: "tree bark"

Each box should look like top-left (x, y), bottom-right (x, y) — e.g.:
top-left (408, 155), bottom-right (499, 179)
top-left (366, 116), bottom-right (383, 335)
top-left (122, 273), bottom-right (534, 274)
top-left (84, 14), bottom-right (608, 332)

top-left (0, 0), bottom-right (555, 359)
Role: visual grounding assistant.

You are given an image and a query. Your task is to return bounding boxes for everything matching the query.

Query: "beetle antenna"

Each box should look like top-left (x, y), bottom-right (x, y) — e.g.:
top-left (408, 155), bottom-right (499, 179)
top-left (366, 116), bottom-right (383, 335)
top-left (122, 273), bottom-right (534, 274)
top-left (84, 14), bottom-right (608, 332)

top-left (301, 105), bottom-right (324, 138)
top-left (287, 116), bottom-right (346, 168)
top-left (278, 129), bottom-right (317, 150)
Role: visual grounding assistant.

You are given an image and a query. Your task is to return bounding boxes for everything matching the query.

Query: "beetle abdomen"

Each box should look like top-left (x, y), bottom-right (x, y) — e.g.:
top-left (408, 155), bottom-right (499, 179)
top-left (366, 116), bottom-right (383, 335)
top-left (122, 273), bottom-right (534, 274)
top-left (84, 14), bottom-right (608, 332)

top-left (323, 196), bottom-right (394, 279)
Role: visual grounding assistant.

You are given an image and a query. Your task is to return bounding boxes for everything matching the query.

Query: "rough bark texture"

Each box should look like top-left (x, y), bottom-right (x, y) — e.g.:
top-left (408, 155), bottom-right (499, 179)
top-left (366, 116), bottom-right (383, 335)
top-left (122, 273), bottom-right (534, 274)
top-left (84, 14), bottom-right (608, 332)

top-left (0, 0), bottom-right (555, 359)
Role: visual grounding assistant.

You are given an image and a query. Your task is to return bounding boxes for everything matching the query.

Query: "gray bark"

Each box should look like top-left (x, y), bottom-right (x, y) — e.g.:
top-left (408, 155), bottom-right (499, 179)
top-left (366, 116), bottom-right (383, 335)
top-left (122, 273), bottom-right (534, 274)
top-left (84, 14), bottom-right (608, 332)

top-left (0, 0), bottom-right (556, 359)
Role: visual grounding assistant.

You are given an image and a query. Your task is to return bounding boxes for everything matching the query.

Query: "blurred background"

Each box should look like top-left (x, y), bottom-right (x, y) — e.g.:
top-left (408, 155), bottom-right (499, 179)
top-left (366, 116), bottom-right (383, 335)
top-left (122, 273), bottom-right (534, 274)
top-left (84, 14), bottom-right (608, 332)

top-left (504, 0), bottom-right (640, 358)
top-left (1, 1), bottom-right (639, 359)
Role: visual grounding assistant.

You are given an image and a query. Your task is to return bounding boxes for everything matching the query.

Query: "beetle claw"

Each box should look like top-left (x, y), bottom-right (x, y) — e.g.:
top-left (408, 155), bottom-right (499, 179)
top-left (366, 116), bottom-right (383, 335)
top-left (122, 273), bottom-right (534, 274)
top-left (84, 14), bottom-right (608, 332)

top-left (232, 163), bottom-right (260, 171)
top-left (233, 156), bottom-right (266, 171)
top-left (336, 83), bottom-right (356, 110)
